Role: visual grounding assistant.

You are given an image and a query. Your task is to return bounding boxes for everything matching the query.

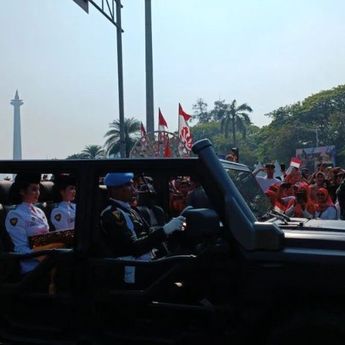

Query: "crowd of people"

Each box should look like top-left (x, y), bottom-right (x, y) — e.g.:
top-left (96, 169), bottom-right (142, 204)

top-left (254, 163), bottom-right (345, 220)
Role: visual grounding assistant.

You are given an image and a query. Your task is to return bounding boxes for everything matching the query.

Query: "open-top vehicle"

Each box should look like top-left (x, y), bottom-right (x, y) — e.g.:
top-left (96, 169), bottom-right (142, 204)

top-left (0, 139), bottom-right (345, 345)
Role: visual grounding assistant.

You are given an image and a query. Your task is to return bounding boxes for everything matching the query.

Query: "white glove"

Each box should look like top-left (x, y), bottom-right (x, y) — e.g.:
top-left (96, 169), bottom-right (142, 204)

top-left (163, 216), bottom-right (186, 235)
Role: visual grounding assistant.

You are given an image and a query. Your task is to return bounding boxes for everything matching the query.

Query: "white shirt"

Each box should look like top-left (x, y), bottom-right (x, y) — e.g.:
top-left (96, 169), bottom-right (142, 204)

top-left (5, 203), bottom-right (49, 273)
top-left (51, 201), bottom-right (76, 230)
top-left (256, 176), bottom-right (281, 192)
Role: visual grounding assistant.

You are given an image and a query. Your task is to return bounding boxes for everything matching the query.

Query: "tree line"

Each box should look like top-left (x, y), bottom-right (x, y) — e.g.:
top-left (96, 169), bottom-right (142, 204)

top-left (192, 84), bottom-right (345, 167)
top-left (66, 118), bottom-right (140, 159)
top-left (67, 84), bottom-right (345, 168)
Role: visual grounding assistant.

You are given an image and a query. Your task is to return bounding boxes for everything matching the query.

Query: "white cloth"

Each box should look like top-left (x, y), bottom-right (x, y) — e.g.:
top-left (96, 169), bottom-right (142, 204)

top-left (51, 201), bottom-right (76, 230)
top-left (335, 201), bottom-right (341, 219)
top-left (253, 162), bottom-right (266, 177)
top-left (256, 176), bottom-right (281, 192)
top-left (5, 203), bottom-right (49, 273)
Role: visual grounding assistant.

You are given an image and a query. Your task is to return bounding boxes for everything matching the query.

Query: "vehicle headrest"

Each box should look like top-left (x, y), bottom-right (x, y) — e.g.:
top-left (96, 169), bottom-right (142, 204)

top-left (39, 181), bottom-right (55, 202)
top-left (0, 180), bottom-right (55, 205)
top-left (0, 181), bottom-right (13, 205)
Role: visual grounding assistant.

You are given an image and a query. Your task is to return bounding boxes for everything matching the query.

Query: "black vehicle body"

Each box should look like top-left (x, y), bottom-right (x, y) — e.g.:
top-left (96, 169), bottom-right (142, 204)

top-left (0, 139), bottom-right (345, 345)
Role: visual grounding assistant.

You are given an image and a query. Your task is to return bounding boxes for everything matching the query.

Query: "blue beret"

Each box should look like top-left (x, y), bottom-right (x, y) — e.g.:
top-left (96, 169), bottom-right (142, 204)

top-left (104, 172), bottom-right (134, 187)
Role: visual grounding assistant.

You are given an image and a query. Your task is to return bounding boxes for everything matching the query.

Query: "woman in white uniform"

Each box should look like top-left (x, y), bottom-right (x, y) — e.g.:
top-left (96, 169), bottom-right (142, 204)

top-left (5, 173), bottom-right (63, 274)
top-left (51, 174), bottom-right (76, 230)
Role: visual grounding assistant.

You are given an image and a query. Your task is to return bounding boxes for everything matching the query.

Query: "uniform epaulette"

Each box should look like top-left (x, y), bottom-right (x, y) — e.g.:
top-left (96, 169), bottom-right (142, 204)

top-left (111, 209), bottom-right (125, 226)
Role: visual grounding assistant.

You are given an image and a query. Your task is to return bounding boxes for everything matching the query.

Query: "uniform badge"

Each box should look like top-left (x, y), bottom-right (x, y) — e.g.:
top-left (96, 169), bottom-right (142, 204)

top-left (10, 218), bottom-right (18, 226)
top-left (54, 213), bottom-right (62, 222)
top-left (112, 210), bottom-right (124, 225)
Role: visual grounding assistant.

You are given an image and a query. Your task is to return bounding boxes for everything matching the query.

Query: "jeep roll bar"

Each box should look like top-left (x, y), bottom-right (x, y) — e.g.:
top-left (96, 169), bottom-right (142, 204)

top-left (192, 139), bottom-right (283, 250)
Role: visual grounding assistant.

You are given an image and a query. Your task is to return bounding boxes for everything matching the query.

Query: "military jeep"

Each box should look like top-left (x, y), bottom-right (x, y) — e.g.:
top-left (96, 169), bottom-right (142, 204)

top-left (0, 138), bottom-right (345, 345)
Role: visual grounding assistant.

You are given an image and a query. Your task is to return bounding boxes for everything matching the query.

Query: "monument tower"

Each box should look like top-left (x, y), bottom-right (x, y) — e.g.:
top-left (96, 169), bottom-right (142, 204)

top-left (10, 90), bottom-right (23, 160)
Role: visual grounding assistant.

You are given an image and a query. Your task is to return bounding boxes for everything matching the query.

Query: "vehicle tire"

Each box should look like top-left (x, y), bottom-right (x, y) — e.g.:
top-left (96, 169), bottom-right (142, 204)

top-left (267, 310), bottom-right (345, 345)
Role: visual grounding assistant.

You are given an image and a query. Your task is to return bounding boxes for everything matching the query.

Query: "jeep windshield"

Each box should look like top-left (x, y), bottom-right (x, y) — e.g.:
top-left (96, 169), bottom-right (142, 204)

top-left (223, 165), bottom-right (272, 220)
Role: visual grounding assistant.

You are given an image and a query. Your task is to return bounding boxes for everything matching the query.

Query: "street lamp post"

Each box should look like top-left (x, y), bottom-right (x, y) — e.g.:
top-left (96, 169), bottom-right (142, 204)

top-left (72, 0), bottom-right (126, 157)
top-left (116, 0), bottom-right (126, 158)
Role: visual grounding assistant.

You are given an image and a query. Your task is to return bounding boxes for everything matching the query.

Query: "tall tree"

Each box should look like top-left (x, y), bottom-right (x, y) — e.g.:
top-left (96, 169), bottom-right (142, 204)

top-left (211, 99), bottom-right (228, 122)
top-left (81, 145), bottom-right (105, 159)
top-left (104, 118), bottom-right (140, 157)
top-left (221, 100), bottom-right (252, 145)
top-left (192, 98), bottom-right (211, 123)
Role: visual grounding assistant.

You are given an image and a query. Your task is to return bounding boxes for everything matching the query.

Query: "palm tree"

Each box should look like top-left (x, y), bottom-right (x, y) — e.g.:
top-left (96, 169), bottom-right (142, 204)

top-left (220, 100), bottom-right (252, 146)
top-left (104, 118), bottom-right (141, 157)
top-left (81, 145), bottom-right (105, 159)
top-left (66, 153), bottom-right (88, 159)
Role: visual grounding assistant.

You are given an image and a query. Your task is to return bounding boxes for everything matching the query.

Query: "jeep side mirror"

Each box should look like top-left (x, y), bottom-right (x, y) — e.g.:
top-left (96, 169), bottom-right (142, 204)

top-left (183, 208), bottom-right (220, 239)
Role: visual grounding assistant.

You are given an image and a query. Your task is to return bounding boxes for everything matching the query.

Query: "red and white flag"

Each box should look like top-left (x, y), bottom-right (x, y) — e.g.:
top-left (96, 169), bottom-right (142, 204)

top-left (285, 156), bottom-right (302, 176)
top-left (140, 122), bottom-right (147, 137)
top-left (158, 108), bottom-right (168, 132)
top-left (158, 108), bottom-right (171, 156)
top-left (139, 122), bottom-right (148, 150)
top-left (178, 103), bottom-right (193, 151)
top-left (290, 157), bottom-right (302, 169)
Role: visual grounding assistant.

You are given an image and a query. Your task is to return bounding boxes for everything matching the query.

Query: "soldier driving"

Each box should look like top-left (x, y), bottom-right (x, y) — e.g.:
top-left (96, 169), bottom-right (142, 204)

top-left (100, 172), bottom-right (185, 260)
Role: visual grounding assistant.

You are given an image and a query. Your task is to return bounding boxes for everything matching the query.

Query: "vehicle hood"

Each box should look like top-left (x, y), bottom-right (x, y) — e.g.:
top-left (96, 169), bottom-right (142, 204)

top-left (303, 219), bottom-right (345, 231)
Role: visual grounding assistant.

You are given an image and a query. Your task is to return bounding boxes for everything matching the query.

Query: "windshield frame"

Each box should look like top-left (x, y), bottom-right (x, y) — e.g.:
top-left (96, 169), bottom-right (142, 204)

top-left (220, 160), bottom-right (272, 221)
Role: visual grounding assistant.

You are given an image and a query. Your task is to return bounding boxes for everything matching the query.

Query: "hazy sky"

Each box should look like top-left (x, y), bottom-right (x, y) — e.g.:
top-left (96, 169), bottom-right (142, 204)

top-left (1, 0), bottom-right (345, 159)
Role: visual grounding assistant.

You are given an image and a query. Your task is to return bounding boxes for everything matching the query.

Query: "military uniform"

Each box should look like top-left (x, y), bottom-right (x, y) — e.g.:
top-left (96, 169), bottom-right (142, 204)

top-left (100, 199), bottom-right (167, 284)
top-left (100, 199), bottom-right (167, 259)
top-left (51, 201), bottom-right (76, 230)
top-left (5, 202), bottom-right (49, 273)
top-left (101, 172), bottom-right (184, 284)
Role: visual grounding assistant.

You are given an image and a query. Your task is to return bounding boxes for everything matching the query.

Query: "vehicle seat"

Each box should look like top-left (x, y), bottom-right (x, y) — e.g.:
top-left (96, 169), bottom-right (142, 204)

top-left (91, 185), bottom-right (113, 257)
top-left (0, 181), bottom-right (20, 282)
top-left (38, 181), bottom-right (57, 231)
top-left (136, 205), bottom-right (166, 227)
top-left (0, 181), bottom-right (15, 252)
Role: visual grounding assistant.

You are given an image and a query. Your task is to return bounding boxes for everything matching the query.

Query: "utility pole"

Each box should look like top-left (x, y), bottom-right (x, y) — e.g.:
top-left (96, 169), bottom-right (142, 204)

top-left (145, 0), bottom-right (154, 133)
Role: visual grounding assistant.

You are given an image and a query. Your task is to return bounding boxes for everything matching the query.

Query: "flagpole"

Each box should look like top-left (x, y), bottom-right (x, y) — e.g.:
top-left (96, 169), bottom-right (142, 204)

top-left (145, 0), bottom-right (154, 134)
